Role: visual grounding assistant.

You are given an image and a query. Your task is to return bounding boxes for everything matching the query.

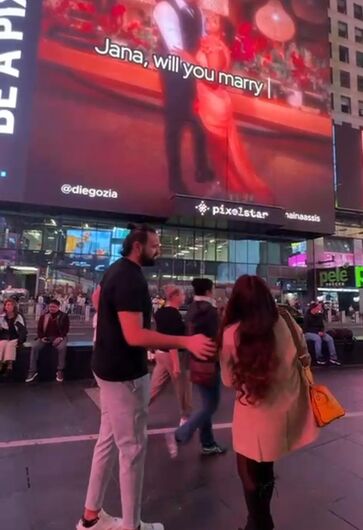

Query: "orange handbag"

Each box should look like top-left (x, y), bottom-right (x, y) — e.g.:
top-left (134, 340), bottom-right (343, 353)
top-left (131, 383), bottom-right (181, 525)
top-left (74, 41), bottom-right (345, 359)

top-left (280, 309), bottom-right (346, 427)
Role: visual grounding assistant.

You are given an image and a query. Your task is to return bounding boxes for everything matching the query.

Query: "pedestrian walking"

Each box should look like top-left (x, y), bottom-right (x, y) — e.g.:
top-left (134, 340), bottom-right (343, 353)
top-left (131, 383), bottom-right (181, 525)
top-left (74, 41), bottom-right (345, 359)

top-left (77, 224), bottom-right (215, 530)
top-left (171, 278), bottom-right (226, 457)
top-left (149, 285), bottom-right (193, 426)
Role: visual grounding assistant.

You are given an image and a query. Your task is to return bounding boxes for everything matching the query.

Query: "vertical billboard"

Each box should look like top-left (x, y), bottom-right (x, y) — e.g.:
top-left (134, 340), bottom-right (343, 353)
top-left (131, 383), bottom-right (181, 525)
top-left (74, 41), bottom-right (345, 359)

top-left (0, 0), bottom-right (42, 202)
top-left (1, 0), bottom-right (334, 232)
top-left (335, 122), bottom-right (363, 210)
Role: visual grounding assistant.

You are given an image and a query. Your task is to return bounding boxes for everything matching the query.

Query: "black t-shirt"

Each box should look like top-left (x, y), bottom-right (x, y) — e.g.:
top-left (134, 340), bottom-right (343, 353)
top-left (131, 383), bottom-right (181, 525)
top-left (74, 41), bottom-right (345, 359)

top-left (155, 306), bottom-right (185, 340)
top-left (92, 258), bottom-right (152, 382)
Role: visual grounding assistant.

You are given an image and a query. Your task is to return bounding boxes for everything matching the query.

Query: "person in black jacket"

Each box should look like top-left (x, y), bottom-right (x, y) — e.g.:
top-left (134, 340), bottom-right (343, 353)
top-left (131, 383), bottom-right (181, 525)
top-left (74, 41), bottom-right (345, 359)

top-left (304, 302), bottom-right (340, 366)
top-left (25, 299), bottom-right (70, 383)
top-left (172, 278), bottom-right (226, 456)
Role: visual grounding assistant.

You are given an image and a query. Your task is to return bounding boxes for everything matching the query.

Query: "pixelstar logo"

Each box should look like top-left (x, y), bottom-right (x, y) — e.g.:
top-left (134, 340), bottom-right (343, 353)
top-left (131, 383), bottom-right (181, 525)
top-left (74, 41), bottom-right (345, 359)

top-left (0, 0), bottom-right (28, 135)
top-left (195, 200), bottom-right (270, 221)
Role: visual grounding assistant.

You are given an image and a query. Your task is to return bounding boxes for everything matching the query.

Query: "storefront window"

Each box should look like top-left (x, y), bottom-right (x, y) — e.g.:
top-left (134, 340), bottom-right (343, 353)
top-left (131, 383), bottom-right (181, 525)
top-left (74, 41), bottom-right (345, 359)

top-left (215, 237), bottom-right (228, 262)
top-left (22, 230), bottom-right (43, 251)
top-left (203, 233), bottom-right (216, 261)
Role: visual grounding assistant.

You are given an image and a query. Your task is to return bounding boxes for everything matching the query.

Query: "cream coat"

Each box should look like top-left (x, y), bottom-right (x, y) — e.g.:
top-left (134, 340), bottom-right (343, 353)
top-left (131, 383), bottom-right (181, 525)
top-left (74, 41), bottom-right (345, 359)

top-left (221, 316), bottom-right (319, 462)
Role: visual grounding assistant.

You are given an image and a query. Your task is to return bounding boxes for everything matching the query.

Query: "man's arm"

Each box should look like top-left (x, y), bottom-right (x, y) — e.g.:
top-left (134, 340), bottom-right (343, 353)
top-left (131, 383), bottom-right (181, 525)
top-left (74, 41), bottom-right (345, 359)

top-left (153, 2), bottom-right (183, 51)
top-left (118, 312), bottom-right (214, 360)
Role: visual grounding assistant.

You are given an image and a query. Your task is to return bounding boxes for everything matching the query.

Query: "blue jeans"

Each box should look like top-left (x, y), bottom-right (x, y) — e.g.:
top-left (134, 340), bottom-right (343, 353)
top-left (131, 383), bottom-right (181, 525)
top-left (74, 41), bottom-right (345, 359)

top-left (305, 332), bottom-right (338, 362)
top-left (175, 375), bottom-right (220, 448)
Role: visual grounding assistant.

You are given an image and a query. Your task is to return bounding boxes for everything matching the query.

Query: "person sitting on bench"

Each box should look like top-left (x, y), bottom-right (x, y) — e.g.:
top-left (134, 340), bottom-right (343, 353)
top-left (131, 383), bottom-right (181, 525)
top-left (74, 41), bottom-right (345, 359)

top-left (304, 302), bottom-right (341, 366)
top-left (26, 299), bottom-right (70, 383)
top-left (0, 298), bottom-right (27, 376)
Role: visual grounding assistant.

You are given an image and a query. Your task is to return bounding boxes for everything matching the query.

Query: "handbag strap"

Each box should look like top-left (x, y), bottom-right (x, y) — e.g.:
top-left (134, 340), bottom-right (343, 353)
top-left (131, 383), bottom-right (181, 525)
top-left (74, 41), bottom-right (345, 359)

top-left (279, 309), bottom-right (313, 384)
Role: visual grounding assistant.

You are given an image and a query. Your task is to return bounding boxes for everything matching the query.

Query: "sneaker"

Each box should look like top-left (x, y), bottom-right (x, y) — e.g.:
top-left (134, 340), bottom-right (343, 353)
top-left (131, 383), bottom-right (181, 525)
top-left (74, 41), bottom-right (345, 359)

top-left (330, 359), bottom-right (342, 366)
top-left (25, 372), bottom-right (38, 383)
top-left (140, 523), bottom-right (164, 530)
top-left (201, 444), bottom-right (227, 456)
top-left (76, 509), bottom-right (122, 530)
top-left (56, 370), bottom-right (64, 383)
top-left (165, 432), bottom-right (178, 459)
top-left (316, 361), bottom-right (327, 366)
top-left (179, 417), bottom-right (188, 427)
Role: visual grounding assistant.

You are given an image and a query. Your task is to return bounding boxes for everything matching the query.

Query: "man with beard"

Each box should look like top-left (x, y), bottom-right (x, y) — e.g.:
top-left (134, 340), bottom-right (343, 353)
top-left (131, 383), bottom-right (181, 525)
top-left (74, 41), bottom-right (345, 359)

top-left (77, 224), bottom-right (215, 530)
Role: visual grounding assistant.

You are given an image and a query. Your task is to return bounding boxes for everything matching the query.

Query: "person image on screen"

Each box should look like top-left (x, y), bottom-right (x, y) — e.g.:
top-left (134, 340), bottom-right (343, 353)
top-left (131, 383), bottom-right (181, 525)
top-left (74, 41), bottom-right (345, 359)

top-left (219, 276), bottom-right (318, 530)
top-left (149, 284), bottom-right (193, 426)
top-left (173, 13), bottom-right (273, 204)
top-left (153, 0), bottom-right (214, 194)
top-left (77, 224), bottom-right (215, 530)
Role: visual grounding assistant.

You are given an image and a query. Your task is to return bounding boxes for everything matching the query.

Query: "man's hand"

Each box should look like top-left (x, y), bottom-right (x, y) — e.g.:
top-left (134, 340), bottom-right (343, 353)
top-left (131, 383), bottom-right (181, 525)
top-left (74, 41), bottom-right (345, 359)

top-left (172, 365), bottom-right (181, 378)
top-left (186, 334), bottom-right (215, 360)
top-left (53, 337), bottom-right (63, 347)
top-left (41, 337), bottom-right (50, 343)
top-left (319, 332), bottom-right (324, 337)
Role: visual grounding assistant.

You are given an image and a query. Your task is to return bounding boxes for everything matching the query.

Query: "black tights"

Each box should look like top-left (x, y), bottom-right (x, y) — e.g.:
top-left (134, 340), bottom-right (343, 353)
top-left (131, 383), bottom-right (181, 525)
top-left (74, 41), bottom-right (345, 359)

top-left (236, 453), bottom-right (275, 530)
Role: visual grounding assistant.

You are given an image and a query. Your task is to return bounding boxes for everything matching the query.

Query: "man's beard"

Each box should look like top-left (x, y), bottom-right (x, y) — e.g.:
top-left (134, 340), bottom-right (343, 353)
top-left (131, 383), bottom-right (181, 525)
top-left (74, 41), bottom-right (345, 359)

top-left (140, 250), bottom-right (157, 267)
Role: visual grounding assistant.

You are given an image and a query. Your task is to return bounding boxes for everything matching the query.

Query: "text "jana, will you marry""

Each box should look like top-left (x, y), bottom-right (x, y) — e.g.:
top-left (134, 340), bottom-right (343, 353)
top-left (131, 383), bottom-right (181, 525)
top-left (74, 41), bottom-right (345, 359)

top-left (95, 38), bottom-right (265, 98)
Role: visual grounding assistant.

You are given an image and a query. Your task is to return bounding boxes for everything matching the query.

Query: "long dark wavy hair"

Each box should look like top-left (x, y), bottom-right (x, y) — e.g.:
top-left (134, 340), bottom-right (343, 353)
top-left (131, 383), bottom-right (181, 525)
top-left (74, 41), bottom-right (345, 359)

top-left (220, 275), bottom-right (279, 404)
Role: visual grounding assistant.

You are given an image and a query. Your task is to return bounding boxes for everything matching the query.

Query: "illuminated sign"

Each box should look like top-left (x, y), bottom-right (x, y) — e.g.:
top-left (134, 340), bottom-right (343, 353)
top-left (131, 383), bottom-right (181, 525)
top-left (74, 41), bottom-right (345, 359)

top-left (317, 267), bottom-right (355, 289)
top-left (173, 196), bottom-right (285, 226)
top-left (195, 200), bottom-right (270, 221)
top-left (0, 0), bottom-right (29, 135)
top-left (355, 266), bottom-right (363, 288)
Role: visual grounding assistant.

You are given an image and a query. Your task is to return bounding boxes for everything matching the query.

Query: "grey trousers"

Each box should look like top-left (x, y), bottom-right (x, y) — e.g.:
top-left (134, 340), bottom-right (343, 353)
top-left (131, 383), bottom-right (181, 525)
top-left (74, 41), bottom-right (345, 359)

top-left (85, 374), bottom-right (150, 529)
top-left (150, 351), bottom-right (192, 418)
top-left (28, 338), bottom-right (67, 372)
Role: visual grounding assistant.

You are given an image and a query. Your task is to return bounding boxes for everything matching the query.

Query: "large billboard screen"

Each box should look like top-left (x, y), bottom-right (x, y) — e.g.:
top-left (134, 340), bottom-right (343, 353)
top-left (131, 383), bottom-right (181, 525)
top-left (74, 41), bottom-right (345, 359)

top-left (335, 123), bottom-right (363, 211)
top-left (1, 0), bottom-right (334, 233)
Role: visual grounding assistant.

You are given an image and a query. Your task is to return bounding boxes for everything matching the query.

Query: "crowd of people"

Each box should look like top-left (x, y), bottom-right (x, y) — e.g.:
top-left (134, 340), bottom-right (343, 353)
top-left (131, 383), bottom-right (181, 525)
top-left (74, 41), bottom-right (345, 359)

top-left (75, 223), bottom-right (322, 530)
top-left (0, 223), bottom-right (347, 528)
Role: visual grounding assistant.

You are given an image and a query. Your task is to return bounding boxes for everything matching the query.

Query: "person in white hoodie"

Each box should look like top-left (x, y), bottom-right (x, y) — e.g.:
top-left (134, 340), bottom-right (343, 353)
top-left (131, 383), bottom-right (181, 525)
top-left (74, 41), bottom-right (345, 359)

top-left (0, 299), bottom-right (27, 375)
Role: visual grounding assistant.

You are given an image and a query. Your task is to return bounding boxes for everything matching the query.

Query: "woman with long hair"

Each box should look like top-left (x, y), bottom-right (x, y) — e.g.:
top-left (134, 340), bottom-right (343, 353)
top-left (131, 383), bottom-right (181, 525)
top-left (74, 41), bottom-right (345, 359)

top-left (219, 276), bottom-right (318, 530)
top-left (0, 298), bottom-right (27, 375)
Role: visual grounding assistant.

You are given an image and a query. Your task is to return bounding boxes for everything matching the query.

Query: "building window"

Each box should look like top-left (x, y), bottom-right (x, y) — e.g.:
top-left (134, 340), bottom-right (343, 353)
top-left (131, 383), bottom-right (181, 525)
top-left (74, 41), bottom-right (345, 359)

top-left (341, 95), bottom-right (351, 113)
top-left (354, 3), bottom-right (363, 20)
top-left (339, 45), bottom-right (349, 63)
top-left (340, 70), bottom-right (350, 88)
top-left (338, 21), bottom-right (348, 38)
top-left (359, 101), bottom-right (363, 117)
top-left (355, 27), bottom-right (363, 43)
top-left (357, 50), bottom-right (363, 67)
top-left (358, 75), bottom-right (363, 91)
top-left (330, 93), bottom-right (334, 110)
top-left (337, 0), bottom-right (347, 14)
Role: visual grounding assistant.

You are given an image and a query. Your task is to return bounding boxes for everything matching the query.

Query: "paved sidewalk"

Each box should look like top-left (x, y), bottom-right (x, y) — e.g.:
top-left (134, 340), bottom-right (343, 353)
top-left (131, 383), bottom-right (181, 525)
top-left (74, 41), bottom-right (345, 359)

top-left (1, 368), bottom-right (363, 530)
